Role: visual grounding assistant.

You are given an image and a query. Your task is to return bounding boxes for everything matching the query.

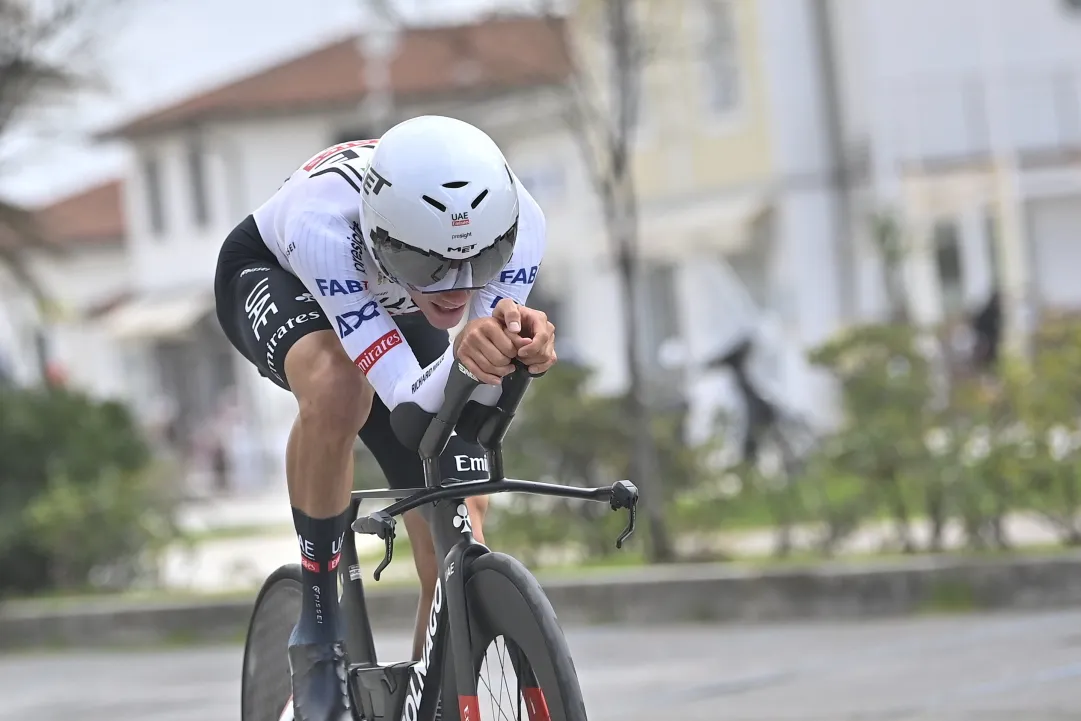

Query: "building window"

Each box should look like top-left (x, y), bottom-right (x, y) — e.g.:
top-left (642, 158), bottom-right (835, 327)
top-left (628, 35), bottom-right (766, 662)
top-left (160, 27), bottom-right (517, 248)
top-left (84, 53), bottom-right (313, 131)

top-left (934, 220), bottom-right (964, 317)
top-left (639, 262), bottom-right (681, 365)
top-left (698, 0), bottom-right (742, 117)
top-left (143, 155), bottom-right (165, 236)
top-left (638, 261), bottom-right (684, 406)
top-left (187, 139), bottom-right (210, 228)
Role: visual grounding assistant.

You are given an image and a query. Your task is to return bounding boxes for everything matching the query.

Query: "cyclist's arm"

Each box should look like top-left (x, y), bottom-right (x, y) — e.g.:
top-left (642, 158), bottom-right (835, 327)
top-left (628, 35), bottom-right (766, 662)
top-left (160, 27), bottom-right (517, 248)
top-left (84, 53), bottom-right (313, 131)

top-left (283, 205), bottom-right (462, 413)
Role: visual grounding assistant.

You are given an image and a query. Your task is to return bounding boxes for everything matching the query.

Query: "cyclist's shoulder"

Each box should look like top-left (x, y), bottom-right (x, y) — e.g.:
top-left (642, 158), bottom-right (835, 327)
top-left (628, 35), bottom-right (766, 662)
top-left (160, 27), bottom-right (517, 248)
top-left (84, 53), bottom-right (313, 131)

top-left (259, 172), bottom-right (361, 242)
top-left (264, 139), bottom-right (378, 211)
top-left (511, 174), bottom-right (546, 259)
top-left (512, 171), bottom-right (544, 223)
top-left (292, 139), bottom-right (380, 185)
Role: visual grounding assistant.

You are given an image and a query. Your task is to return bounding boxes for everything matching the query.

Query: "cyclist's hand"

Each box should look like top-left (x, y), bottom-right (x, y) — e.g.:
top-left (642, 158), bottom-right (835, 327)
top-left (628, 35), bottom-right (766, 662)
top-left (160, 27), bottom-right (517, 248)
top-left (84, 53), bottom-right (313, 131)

top-left (509, 304), bottom-right (556, 375)
top-left (454, 306), bottom-right (529, 385)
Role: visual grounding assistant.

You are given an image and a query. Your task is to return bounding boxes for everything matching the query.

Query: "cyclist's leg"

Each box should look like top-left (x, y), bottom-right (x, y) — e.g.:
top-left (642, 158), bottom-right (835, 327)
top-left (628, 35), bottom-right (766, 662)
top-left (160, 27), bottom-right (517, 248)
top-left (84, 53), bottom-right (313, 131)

top-left (357, 312), bottom-right (489, 660)
top-left (216, 219), bottom-right (366, 719)
top-left (220, 264), bottom-right (369, 641)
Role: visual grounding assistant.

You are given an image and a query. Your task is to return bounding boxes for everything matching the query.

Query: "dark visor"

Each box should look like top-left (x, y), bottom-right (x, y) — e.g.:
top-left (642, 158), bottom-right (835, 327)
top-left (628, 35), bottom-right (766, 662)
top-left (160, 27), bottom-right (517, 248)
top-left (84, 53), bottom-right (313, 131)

top-left (369, 218), bottom-right (518, 292)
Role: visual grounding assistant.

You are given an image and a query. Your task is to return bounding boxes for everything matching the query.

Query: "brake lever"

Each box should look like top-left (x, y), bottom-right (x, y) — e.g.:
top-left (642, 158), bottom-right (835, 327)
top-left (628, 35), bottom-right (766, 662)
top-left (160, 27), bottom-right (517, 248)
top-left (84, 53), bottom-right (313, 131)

top-left (608, 480), bottom-right (639, 549)
top-left (374, 535), bottom-right (395, 581)
top-left (352, 510), bottom-right (397, 581)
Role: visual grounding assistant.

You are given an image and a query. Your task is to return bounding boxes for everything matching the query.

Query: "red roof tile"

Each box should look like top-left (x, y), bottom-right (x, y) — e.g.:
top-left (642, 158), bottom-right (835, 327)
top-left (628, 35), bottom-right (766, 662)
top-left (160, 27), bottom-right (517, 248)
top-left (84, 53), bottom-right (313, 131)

top-left (0, 180), bottom-right (126, 252)
top-left (99, 15), bottom-right (571, 138)
top-left (35, 180), bottom-right (126, 247)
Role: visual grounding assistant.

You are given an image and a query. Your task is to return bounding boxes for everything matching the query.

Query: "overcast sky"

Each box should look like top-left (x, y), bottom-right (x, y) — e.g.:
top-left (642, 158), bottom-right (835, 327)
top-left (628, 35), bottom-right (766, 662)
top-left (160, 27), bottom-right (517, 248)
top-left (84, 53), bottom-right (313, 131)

top-left (1, 0), bottom-right (521, 206)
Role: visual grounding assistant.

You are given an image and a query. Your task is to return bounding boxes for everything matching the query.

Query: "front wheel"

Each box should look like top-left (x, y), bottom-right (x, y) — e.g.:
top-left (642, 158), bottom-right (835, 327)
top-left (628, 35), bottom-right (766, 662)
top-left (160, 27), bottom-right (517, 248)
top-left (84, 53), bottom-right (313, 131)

top-left (241, 564), bottom-right (303, 721)
top-left (464, 552), bottom-right (588, 721)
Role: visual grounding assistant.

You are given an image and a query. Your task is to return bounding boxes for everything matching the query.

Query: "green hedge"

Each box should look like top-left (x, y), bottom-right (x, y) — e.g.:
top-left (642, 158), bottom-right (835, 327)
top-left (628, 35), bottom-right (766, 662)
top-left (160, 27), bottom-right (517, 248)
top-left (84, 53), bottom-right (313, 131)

top-left (700, 314), bottom-right (1081, 558)
top-left (470, 315), bottom-right (1081, 565)
top-left (0, 386), bottom-right (176, 596)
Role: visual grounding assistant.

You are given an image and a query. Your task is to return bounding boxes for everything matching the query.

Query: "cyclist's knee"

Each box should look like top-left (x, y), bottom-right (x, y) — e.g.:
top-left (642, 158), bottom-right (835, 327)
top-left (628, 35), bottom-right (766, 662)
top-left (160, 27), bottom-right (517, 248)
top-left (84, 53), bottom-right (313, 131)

top-left (287, 331), bottom-right (374, 437)
top-left (404, 509), bottom-right (436, 567)
top-left (466, 496), bottom-right (488, 543)
top-left (467, 495), bottom-right (489, 520)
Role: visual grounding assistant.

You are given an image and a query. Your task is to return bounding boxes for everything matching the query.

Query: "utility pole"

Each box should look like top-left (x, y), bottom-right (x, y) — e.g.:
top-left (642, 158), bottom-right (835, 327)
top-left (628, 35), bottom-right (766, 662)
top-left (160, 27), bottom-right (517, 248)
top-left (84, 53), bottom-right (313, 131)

top-left (357, 0), bottom-right (401, 135)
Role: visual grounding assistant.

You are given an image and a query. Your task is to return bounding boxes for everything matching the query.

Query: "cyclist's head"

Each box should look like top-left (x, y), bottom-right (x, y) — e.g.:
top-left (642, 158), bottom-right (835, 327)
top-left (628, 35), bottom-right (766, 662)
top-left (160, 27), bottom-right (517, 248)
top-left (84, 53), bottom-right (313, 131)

top-left (360, 115), bottom-right (519, 307)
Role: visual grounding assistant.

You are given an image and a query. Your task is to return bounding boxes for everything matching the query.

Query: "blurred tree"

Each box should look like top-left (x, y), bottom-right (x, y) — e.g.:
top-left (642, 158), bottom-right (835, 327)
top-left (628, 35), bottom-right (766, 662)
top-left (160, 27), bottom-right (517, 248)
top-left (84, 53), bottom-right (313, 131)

top-left (486, 362), bottom-right (712, 565)
top-left (0, 384), bottom-right (174, 596)
top-left (2, 2), bottom-right (86, 293)
top-left (808, 323), bottom-right (934, 553)
top-left (868, 210), bottom-right (910, 324)
top-left (0, 0), bottom-right (120, 380)
top-left (591, 0), bottom-right (674, 562)
top-left (1007, 314), bottom-right (1081, 545)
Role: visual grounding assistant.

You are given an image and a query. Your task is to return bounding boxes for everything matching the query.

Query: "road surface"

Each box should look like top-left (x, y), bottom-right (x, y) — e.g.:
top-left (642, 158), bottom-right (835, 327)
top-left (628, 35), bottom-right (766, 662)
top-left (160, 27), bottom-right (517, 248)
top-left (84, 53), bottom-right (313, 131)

top-left (3, 609), bottom-right (1080, 720)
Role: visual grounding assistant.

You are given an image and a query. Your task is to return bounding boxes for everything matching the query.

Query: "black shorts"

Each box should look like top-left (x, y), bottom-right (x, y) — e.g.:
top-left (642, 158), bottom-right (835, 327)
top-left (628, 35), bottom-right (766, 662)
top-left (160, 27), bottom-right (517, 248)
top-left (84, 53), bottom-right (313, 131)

top-left (214, 215), bottom-right (486, 489)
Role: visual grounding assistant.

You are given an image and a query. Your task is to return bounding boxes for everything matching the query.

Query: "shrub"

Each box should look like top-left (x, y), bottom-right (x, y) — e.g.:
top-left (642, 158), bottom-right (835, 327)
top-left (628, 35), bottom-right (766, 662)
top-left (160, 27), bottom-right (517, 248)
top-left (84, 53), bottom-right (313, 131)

top-left (0, 386), bottom-right (175, 596)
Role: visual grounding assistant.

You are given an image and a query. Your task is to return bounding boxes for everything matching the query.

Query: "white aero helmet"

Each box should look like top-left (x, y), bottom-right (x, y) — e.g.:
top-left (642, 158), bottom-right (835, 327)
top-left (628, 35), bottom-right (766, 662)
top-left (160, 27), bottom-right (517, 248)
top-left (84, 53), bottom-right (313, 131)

top-left (360, 115), bottom-right (519, 293)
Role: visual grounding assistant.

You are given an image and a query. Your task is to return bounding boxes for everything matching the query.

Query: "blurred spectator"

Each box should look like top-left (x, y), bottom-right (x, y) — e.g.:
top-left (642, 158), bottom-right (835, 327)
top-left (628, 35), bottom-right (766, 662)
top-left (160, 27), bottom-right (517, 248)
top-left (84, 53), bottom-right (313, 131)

top-left (44, 360), bottom-right (68, 388)
top-left (971, 290), bottom-right (1002, 369)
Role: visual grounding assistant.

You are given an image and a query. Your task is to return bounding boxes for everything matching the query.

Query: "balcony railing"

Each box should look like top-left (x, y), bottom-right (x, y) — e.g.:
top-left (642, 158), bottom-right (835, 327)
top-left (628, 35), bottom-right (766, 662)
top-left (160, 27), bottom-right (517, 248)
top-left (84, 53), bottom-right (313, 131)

top-left (885, 68), bottom-right (1081, 170)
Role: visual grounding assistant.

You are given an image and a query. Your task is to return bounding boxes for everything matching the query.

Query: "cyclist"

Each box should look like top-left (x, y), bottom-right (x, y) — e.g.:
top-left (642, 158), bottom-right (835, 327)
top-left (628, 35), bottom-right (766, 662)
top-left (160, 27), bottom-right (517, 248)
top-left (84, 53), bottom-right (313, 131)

top-left (214, 115), bottom-right (557, 721)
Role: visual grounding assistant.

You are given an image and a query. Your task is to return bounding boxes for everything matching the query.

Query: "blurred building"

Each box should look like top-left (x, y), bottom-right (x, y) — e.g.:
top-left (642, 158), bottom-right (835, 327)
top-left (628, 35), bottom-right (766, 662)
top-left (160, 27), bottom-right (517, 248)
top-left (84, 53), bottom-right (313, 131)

top-left (831, 0), bottom-right (1081, 352)
top-left (0, 181), bottom-right (130, 394)
top-left (674, 0), bottom-right (1081, 439)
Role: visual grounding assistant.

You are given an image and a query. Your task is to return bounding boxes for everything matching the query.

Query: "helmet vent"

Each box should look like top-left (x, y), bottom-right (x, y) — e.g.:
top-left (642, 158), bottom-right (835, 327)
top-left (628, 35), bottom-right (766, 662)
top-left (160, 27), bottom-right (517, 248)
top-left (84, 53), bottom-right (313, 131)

top-left (442, 181), bottom-right (469, 188)
top-left (470, 189), bottom-right (489, 210)
top-left (422, 195), bottom-right (447, 212)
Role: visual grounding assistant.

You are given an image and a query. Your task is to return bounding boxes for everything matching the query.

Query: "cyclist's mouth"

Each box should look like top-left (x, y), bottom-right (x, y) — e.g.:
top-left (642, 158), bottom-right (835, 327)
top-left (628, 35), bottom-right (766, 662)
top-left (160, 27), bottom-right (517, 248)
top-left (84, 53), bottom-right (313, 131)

top-left (433, 299), bottom-right (466, 311)
top-left (426, 298), bottom-right (468, 324)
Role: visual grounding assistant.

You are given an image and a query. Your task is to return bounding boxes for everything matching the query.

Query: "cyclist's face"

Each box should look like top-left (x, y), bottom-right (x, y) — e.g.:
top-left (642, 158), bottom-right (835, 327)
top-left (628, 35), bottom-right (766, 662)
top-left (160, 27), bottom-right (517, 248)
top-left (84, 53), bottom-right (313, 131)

top-left (410, 289), bottom-right (475, 329)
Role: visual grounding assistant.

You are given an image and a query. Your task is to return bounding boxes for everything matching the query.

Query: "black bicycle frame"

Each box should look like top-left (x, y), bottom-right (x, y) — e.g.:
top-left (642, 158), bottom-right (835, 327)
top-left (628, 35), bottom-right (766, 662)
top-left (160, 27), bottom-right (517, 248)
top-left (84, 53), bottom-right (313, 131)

top-left (335, 360), bottom-right (637, 721)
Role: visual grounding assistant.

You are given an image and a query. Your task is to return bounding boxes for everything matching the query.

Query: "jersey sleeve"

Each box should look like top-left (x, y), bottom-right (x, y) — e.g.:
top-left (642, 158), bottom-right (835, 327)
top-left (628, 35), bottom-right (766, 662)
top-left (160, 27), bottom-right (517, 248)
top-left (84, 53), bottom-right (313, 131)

top-left (284, 204), bottom-right (460, 413)
top-left (469, 184), bottom-right (548, 320)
